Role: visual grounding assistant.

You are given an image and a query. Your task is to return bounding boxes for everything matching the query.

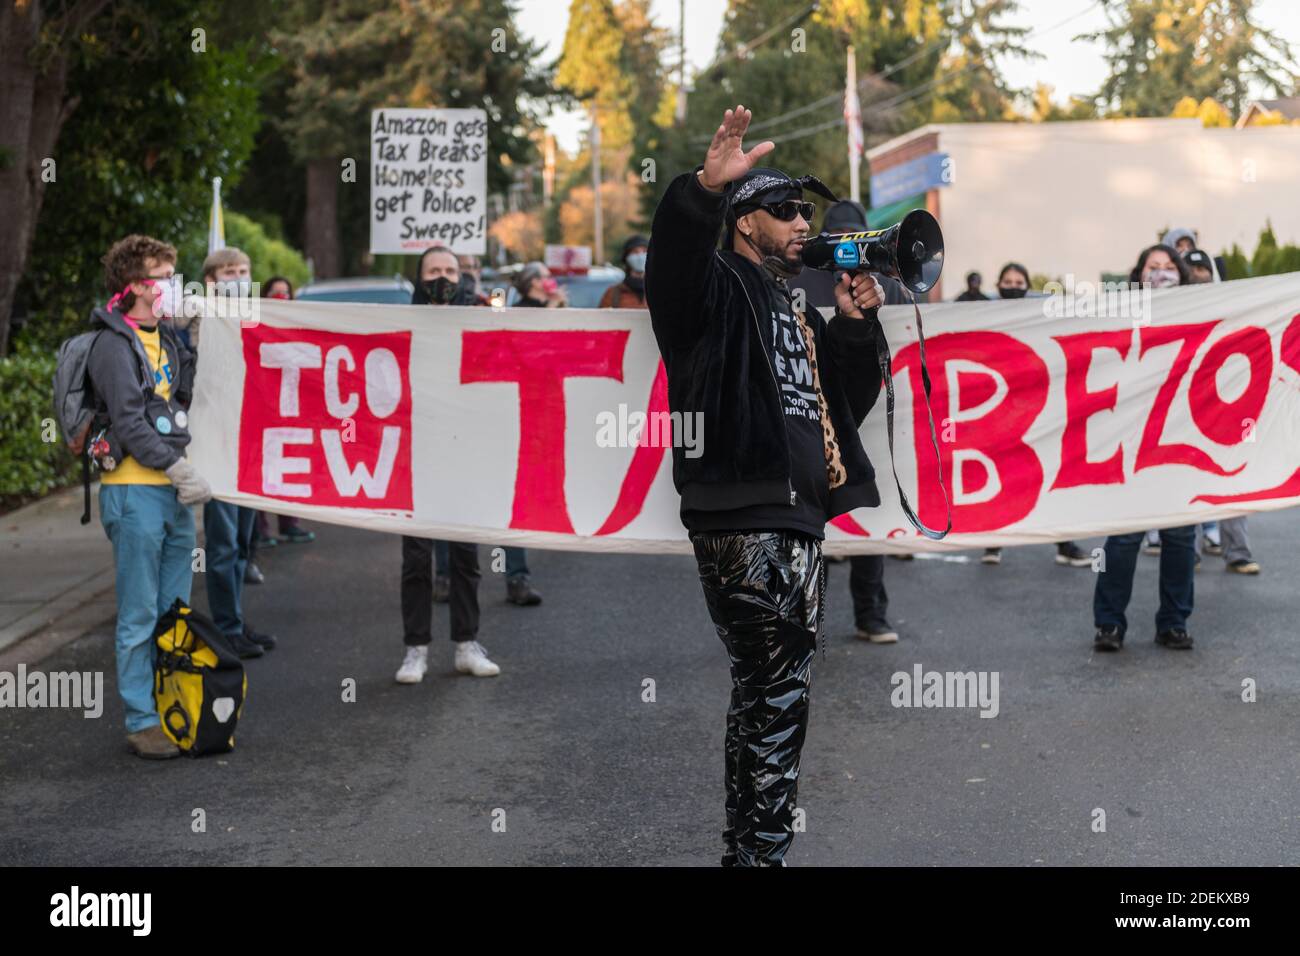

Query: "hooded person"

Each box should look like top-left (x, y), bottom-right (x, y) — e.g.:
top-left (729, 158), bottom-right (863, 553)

top-left (646, 105), bottom-right (888, 866)
top-left (1162, 226), bottom-right (1227, 281)
top-left (599, 234), bottom-right (650, 308)
top-left (1161, 227), bottom-right (1198, 256)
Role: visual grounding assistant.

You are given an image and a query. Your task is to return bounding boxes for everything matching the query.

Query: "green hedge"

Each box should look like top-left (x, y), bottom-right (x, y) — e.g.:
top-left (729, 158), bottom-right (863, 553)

top-left (1220, 223), bottom-right (1300, 281)
top-left (0, 341), bottom-right (78, 501)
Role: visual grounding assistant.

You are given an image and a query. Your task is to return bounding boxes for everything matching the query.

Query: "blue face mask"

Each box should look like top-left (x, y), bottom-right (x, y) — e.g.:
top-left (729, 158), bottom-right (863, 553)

top-left (626, 252), bottom-right (648, 273)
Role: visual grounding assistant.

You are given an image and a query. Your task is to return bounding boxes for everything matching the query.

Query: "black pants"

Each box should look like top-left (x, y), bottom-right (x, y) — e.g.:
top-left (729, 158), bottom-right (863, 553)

top-left (848, 554), bottom-right (888, 630)
top-left (692, 530), bottom-right (824, 867)
top-left (401, 536), bottom-right (479, 644)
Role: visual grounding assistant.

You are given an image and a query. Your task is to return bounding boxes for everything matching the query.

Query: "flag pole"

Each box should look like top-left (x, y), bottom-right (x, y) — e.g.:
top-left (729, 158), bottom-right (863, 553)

top-left (845, 46), bottom-right (863, 204)
top-left (208, 177), bottom-right (226, 255)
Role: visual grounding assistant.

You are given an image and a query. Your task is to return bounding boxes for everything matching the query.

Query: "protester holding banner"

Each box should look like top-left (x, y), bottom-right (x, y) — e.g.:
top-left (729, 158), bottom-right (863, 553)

top-left (598, 235), bottom-right (649, 309)
top-left (1092, 246), bottom-right (1200, 653)
top-left (981, 261), bottom-right (1093, 570)
top-left (1182, 255), bottom-right (1259, 575)
top-left (252, 276), bottom-right (316, 550)
top-left (199, 248), bottom-right (278, 656)
top-left (647, 105), bottom-right (887, 866)
top-left (397, 245), bottom-right (502, 684)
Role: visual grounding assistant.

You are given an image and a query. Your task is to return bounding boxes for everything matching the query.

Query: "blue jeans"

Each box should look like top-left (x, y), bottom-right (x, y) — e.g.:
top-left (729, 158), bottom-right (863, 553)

top-left (1093, 525), bottom-right (1195, 636)
top-left (204, 500), bottom-right (256, 638)
top-left (100, 484), bottom-right (195, 733)
top-left (434, 541), bottom-right (528, 579)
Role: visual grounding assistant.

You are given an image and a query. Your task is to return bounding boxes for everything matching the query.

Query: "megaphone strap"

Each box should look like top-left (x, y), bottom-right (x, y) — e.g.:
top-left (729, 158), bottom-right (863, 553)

top-left (874, 296), bottom-right (953, 540)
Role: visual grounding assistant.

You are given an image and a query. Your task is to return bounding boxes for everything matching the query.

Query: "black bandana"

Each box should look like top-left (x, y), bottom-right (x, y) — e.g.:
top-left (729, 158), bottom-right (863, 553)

top-left (729, 167), bottom-right (838, 216)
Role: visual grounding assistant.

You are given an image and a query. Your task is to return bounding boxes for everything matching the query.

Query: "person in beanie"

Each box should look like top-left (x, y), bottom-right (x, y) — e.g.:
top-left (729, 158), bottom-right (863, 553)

top-left (646, 105), bottom-right (886, 866)
top-left (599, 234), bottom-right (649, 308)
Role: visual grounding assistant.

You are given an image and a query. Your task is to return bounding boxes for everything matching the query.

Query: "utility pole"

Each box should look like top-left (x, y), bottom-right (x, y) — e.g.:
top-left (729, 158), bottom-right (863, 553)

top-left (590, 103), bottom-right (603, 264)
top-left (542, 133), bottom-right (555, 207)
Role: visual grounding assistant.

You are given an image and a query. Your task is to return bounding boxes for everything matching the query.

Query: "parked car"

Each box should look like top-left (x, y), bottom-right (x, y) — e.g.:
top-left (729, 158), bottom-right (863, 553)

top-left (296, 276), bottom-right (414, 304)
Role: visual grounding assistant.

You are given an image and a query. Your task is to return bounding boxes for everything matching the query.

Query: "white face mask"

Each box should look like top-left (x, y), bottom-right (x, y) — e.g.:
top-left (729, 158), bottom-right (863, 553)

top-left (1144, 268), bottom-right (1180, 289)
top-left (150, 276), bottom-right (183, 317)
top-left (626, 252), bottom-right (648, 273)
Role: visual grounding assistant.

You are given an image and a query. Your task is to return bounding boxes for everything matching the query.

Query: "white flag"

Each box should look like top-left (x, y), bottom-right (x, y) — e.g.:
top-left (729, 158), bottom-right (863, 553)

top-left (207, 176), bottom-right (225, 255)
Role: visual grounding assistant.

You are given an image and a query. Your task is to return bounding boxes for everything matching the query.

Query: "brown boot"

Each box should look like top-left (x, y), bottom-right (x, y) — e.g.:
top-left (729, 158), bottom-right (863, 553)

top-left (126, 725), bottom-right (181, 760)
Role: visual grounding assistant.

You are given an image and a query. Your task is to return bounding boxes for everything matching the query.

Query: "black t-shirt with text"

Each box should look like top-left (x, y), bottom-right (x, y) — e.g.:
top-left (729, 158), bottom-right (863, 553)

top-left (685, 277), bottom-right (830, 539)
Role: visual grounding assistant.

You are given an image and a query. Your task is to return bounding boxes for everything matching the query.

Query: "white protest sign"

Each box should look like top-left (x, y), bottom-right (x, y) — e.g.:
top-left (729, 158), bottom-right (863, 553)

top-left (369, 107), bottom-right (487, 255)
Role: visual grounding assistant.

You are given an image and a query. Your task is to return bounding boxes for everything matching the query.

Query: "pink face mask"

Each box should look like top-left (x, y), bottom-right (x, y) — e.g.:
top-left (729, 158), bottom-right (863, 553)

top-left (541, 278), bottom-right (559, 296)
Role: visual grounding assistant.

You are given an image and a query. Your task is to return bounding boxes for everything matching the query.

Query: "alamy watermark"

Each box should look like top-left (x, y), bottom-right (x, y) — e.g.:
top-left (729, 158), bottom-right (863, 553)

top-left (595, 404), bottom-right (704, 458)
top-left (1041, 274), bottom-right (1154, 327)
top-left (0, 665), bottom-right (103, 718)
top-left (890, 664), bottom-right (1000, 718)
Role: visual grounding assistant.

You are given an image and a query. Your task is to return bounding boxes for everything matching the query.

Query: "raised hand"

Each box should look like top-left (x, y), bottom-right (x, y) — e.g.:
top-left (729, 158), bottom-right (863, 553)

top-left (699, 105), bottom-right (775, 192)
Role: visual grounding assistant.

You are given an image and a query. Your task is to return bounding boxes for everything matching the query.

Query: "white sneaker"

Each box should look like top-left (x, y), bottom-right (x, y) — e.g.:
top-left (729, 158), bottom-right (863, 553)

top-left (454, 640), bottom-right (500, 677)
top-left (395, 645), bottom-right (428, 684)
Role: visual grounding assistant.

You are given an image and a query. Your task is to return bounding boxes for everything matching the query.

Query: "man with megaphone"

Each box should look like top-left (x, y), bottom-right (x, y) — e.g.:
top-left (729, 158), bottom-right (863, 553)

top-left (645, 104), bottom-right (888, 867)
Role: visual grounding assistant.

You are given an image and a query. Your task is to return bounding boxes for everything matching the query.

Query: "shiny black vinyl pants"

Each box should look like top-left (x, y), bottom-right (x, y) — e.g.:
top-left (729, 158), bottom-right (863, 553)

top-left (692, 530), bottom-right (824, 867)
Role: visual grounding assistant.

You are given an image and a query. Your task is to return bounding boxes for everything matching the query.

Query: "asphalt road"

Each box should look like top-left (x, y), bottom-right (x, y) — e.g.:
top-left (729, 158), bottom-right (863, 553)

top-left (2, 510), bottom-right (1298, 866)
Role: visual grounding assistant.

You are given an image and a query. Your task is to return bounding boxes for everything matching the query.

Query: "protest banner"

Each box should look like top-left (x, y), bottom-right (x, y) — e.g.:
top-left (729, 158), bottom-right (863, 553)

top-left (188, 274), bottom-right (1300, 554)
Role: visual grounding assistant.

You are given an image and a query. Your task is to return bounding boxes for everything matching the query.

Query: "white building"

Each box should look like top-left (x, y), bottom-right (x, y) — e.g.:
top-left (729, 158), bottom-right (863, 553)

top-left (865, 118), bottom-right (1300, 299)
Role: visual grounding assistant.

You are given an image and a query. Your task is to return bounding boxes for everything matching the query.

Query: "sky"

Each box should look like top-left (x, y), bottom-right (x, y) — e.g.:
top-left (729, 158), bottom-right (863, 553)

top-left (513, 0), bottom-right (1300, 153)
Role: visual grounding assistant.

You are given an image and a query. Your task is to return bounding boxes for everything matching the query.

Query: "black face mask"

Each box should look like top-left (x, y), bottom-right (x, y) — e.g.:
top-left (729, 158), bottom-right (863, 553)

top-left (998, 286), bottom-right (1028, 299)
top-left (421, 277), bottom-right (458, 305)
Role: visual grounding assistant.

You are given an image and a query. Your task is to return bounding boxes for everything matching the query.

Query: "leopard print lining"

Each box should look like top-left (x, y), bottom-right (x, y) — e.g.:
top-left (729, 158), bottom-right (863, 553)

top-left (793, 309), bottom-right (846, 489)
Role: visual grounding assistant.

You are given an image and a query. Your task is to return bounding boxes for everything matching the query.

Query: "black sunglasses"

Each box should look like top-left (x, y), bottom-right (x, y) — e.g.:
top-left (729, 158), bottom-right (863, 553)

top-left (759, 200), bottom-right (815, 222)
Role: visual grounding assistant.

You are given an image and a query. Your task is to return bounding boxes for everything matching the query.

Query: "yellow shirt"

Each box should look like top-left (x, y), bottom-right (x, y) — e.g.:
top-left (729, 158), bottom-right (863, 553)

top-left (102, 325), bottom-right (174, 486)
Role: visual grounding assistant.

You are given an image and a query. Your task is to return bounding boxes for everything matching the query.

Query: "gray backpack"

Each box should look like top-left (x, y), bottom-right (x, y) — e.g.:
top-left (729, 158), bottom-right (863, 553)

top-left (53, 330), bottom-right (105, 455)
top-left (52, 330), bottom-right (106, 523)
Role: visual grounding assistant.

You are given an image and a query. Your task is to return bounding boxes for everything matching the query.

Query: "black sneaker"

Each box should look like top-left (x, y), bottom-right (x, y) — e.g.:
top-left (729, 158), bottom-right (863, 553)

top-left (432, 574), bottom-right (450, 604)
top-left (506, 575), bottom-right (543, 606)
top-left (1093, 626), bottom-right (1123, 652)
top-left (981, 548), bottom-right (1002, 565)
top-left (1155, 628), bottom-right (1194, 650)
top-left (1055, 542), bottom-right (1092, 567)
top-left (280, 526), bottom-right (316, 544)
top-left (227, 629), bottom-right (265, 659)
top-left (252, 533), bottom-right (278, 549)
top-left (244, 624), bottom-right (277, 652)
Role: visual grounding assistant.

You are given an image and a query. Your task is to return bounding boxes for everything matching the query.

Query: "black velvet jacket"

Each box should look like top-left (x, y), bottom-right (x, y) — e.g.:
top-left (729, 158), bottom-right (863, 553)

top-left (645, 168), bottom-right (884, 519)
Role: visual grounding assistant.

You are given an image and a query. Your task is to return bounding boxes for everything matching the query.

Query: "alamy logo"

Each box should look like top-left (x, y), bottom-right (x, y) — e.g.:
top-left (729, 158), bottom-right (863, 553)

top-left (50, 886), bottom-right (151, 936)
top-left (0, 665), bottom-right (103, 718)
top-left (595, 404), bottom-right (703, 458)
top-left (890, 664), bottom-right (1000, 718)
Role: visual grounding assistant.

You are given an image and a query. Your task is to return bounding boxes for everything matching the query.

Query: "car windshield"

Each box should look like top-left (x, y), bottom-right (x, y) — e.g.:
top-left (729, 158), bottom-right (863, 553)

top-left (558, 274), bottom-right (624, 308)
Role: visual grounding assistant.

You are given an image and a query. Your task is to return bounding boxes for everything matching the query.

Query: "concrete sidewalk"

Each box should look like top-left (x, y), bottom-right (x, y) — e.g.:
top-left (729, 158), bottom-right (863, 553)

top-left (0, 484), bottom-right (117, 663)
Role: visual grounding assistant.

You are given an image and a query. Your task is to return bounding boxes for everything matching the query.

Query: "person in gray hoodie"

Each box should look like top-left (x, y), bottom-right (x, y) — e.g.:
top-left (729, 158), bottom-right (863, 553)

top-left (86, 234), bottom-right (213, 759)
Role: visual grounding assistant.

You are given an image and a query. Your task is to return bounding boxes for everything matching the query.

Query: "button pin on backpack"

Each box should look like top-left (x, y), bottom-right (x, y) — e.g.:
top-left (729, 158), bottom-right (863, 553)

top-left (212, 697), bottom-right (236, 724)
